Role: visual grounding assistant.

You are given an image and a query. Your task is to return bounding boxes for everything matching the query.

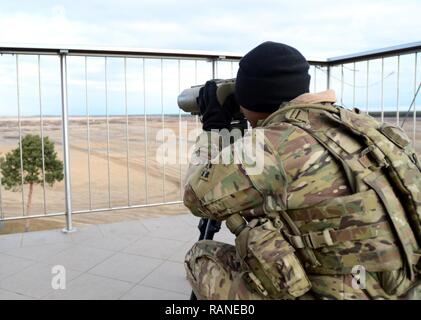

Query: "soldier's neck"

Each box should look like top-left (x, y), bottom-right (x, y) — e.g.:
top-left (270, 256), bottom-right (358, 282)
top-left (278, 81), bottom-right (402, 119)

top-left (290, 90), bottom-right (336, 105)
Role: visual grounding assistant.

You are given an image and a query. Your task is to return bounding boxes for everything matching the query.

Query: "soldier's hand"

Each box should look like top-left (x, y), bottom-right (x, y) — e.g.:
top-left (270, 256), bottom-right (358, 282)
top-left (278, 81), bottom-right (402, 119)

top-left (198, 81), bottom-right (237, 131)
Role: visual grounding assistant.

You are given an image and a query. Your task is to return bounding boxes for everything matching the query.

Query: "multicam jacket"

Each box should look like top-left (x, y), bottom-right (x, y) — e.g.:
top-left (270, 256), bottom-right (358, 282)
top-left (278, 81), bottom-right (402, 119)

top-left (183, 90), bottom-right (421, 299)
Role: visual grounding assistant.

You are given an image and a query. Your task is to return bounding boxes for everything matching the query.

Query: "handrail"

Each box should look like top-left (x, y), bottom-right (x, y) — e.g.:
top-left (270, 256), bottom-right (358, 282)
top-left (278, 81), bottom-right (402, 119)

top-left (0, 44), bottom-right (328, 64)
top-left (327, 41), bottom-right (421, 65)
top-left (2, 41), bottom-right (421, 65)
top-left (0, 44), bottom-right (244, 60)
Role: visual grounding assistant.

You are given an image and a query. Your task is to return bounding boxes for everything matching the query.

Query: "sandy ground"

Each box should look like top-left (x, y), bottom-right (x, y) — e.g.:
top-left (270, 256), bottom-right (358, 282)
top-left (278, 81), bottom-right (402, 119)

top-left (0, 114), bottom-right (420, 234)
top-left (0, 115), bottom-right (200, 234)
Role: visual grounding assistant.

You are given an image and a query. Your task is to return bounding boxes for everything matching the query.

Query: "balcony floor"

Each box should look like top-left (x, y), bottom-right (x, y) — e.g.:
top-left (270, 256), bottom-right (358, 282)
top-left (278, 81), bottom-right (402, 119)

top-left (0, 213), bottom-right (234, 300)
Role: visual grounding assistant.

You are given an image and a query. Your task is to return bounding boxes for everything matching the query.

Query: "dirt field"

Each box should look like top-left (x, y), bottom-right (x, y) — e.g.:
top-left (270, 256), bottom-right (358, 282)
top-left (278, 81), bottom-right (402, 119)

top-left (0, 115), bottom-right (200, 234)
top-left (1, 114), bottom-right (421, 234)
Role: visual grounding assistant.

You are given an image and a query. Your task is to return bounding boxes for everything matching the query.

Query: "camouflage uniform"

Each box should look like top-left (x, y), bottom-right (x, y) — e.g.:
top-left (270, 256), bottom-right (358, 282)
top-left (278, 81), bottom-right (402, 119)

top-left (183, 90), bottom-right (421, 300)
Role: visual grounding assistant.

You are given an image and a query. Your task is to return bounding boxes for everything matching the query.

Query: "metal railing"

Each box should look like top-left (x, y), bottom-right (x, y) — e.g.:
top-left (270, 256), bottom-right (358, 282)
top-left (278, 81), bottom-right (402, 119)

top-left (0, 46), bottom-right (245, 231)
top-left (325, 42), bottom-right (421, 145)
top-left (0, 42), bottom-right (420, 232)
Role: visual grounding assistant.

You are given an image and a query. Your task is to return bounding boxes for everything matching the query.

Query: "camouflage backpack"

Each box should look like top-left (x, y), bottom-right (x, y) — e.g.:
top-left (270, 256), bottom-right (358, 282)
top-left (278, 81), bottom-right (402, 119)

top-left (262, 103), bottom-right (421, 294)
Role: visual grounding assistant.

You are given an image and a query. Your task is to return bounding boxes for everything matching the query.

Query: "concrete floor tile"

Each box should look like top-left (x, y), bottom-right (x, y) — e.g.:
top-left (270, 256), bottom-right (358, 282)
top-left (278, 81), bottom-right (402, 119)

top-left (0, 262), bottom-right (82, 299)
top-left (97, 220), bottom-right (149, 239)
top-left (22, 230), bottom-right (73, 246)
top-left (0, 234), bottom-right (22, 253)
top-left (123, 236), bottom-right (185, 260)
top-left (0, 288), bottom-right (32, 300)
top-left (0, 253), bottom-right (35, 280)
top-left (69, 225), bottom-right (104, 242)
top-left (44, 273), bottom-right (133, 300)
top-left (43, 245), bottom-right (115, 272)
top-left (141, 261), bottom-right (191, 295)
top-left (120, 285), bottom-right (188, 300)
top-left (89, 252), bottom-right (163, 283)
top-left (81, 235), bottom-right (136, 252)
top-left (3, 242), bottom-right (73, 261)
top-left (0, 214), bottom-right (223, 300)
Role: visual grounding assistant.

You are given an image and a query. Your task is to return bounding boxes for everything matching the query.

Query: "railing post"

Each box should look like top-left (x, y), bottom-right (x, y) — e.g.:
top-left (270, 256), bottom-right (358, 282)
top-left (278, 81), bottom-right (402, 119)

top-left (326, 64), bottom-right (331, 90)
top-left (211, 58), bottom-right (217, 79)
top-left (59, 50), bottom-right (76, 233)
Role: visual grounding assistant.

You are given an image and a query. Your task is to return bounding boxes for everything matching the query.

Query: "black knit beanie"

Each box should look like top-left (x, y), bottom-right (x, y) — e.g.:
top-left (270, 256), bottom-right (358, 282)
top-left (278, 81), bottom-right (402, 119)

top-left (235, 41), bottom-right (310, 113)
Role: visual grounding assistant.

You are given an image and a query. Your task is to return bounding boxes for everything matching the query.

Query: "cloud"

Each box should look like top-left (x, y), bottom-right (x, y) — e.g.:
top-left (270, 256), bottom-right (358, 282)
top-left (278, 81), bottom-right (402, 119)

top-left (0, 0), bottom-right (419, 116)
top-left (0, 0), bottom-right (420, 57)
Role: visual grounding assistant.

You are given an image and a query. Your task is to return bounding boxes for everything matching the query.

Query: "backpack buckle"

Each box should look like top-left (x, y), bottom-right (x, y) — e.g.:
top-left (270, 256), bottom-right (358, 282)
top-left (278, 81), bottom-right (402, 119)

top-left (301, 228), bottom-right (335, 249)
top-left (285, 109), bottom-right (309, 123)
top-left (360, 145), bottom-right (388, 170)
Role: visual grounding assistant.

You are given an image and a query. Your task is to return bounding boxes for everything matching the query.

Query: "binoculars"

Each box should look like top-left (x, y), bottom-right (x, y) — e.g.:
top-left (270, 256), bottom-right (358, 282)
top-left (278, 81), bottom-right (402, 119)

top-left (177, 78), bottom-right (237, 114)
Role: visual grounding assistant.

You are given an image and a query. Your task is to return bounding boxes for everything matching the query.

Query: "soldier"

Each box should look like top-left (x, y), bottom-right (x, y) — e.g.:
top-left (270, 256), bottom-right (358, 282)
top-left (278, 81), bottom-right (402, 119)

top-left (183, 41), bottom-right (421, 300)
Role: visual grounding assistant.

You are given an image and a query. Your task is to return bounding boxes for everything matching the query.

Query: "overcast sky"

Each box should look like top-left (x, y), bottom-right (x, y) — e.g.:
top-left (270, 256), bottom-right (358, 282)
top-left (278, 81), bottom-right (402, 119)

top-left (0, 0), bottom-right (420, 117)
top-left (1, 0), bottom-right (420, 58)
